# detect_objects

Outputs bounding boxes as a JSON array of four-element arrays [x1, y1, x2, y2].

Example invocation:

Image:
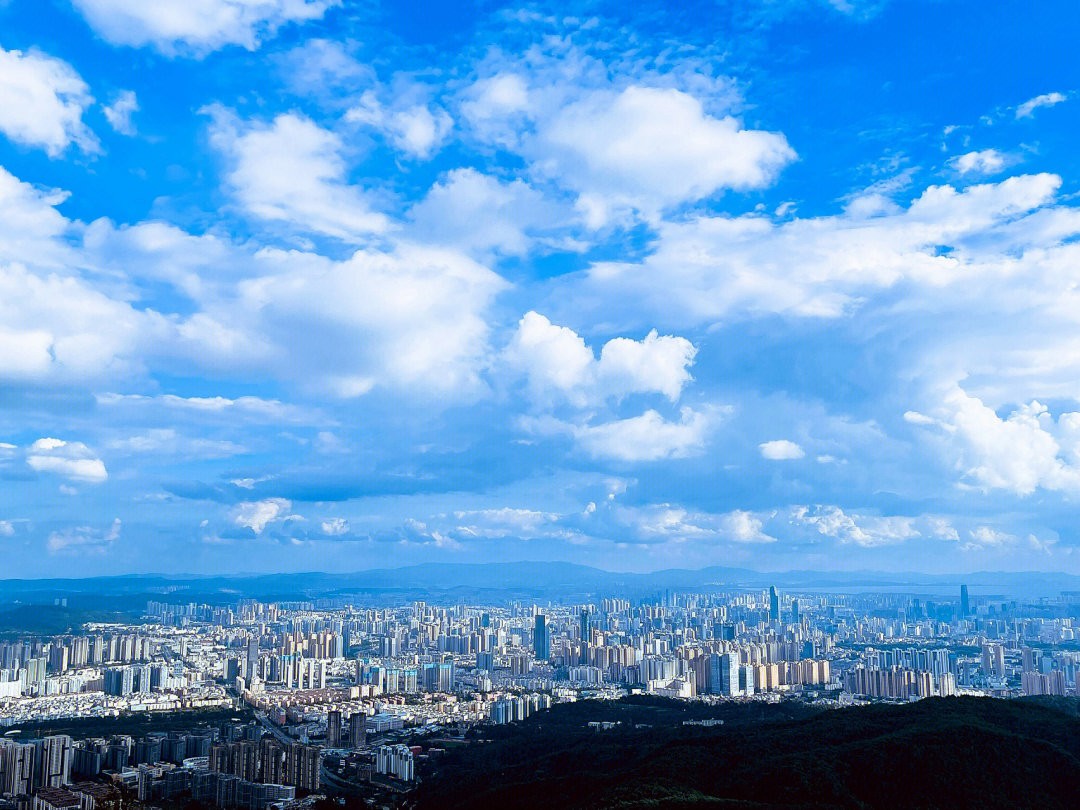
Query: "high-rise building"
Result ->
[[284, 744, 320, 792], [103, 667, 134, 697], [259, 739, 284, 785], [960, 585, 970, 618], [708, 653, 741, 696], [579, 609, 591, 642], [0, 740, 36, 796], [35, 736, 72, 789], [326, 710, 342, 748], [375, 745, 414, 782], [533, 613, 549, 661], [348, 715, 366, 749], [245, 637, 259, 681], [769, 586, 780, 624]]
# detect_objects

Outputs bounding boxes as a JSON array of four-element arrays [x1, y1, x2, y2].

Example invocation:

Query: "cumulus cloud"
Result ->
[[719, 510, 777, 544], [407, 169, 561, 257], [575, 173, 1066, 328], [206, 108, 390, 240], [103, 90, 139, 135], [70, 0, 337, 56], [549, 407, 715, 462], [26, 438, 108, 483], [0, 46, 98, 156], [506, 312, 697, 405], [912, 386, 1080, 495], [570, 501, 777, 546], [950, 149, 1007, 175], [759, 439, 805, 460], [458, 47, 793, 225], [450, 508, 558, 538], [537, 86, 795, 224], [47, 519, 120, 554], [321, 518, 350, 536], [0, 521, 13, 537], [0, 161, 506, 399], [1016, 91, 1067, 119], [232, 498, 299, 534], [793, 505, 923, 547], [232, 243, 507, 397]]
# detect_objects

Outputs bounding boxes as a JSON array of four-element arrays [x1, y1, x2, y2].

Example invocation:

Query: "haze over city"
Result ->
[[2, 0, 1080, 579]]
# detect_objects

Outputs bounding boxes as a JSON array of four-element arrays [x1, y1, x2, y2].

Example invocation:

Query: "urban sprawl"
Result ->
[[0, 585, 1074, 810]]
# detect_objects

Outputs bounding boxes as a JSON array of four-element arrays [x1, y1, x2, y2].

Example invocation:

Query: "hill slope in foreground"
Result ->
[[413, 695, 1080, 810]]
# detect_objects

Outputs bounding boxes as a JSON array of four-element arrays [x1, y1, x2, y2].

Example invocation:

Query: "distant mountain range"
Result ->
[[1, 561, 1077, 605]]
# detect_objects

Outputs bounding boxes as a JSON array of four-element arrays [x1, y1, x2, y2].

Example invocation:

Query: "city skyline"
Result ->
[[3, 0, 1080, 577]]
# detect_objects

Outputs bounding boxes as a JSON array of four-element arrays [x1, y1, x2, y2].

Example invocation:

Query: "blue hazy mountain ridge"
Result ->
[[0, 562, 1077, 602]]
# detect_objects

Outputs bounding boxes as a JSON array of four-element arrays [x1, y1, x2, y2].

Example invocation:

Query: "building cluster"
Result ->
[[1, 582, 1079, 806]]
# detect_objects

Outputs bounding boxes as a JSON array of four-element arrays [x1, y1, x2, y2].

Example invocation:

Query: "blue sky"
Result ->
[[1, 0, 1080, 577]]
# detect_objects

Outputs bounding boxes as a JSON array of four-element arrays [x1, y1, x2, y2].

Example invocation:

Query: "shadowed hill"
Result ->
[[413, 696, 1080, 810]]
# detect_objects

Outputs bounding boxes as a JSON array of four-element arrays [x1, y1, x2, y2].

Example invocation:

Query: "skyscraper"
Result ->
[[348, 715, 366, 749], [533, 613, 549, 661], [246, 637, 259, 681], [0, 740, 36, 796], [579, 609, 591, 642], [768, 586, 780, 624], [35, 735, 72, 789], [326, 710, 342, 748], [960, 585, 970, 618]]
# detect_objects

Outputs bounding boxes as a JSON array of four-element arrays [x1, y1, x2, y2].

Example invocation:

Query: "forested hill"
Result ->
[[413, 695, 1080, 810]]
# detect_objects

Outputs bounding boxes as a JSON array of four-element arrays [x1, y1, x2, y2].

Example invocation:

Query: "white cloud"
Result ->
[[277, 39, 374, 97], [95, 393, 321, 424], [70, 0, 337, 56], [451, 508, 558, 538], [460, 73, 530, 125], [1016, 91, 1067, 119], [206, 109, 390, 240], [0, 521, 13, 537], [26, 438, 108, 483], [459, 47, 792, 226], [233, 243, 507, 397], [535, 86, 794, 224], [598, 330, 698, 402], [759, 439, 804, 460], [578, 502, 776, 545], [506, 312, 697, 405], [915, 386, 1080, 495], [965, 526, 1014, 549], [576, 173, 1066, 326], [107, 429, 246, 458], [232, 498, 297, 534], [0, 46, 97, 157], [47, 518, 120, 553], [950, 149, 1006, 175], [0, 161, 505, 400], [321, 518, 350, 536], [506, 312, 595, 400], [345, 92, 453, 158], [103, 90, 139, 135], [407, 169, 560, 256], [794, 505, 921, 547], [557, 407, 714, 462], [719, 510, 777, 544]]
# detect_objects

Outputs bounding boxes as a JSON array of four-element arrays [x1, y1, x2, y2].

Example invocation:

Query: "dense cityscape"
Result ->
[[1, 581, 1079, 809]]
